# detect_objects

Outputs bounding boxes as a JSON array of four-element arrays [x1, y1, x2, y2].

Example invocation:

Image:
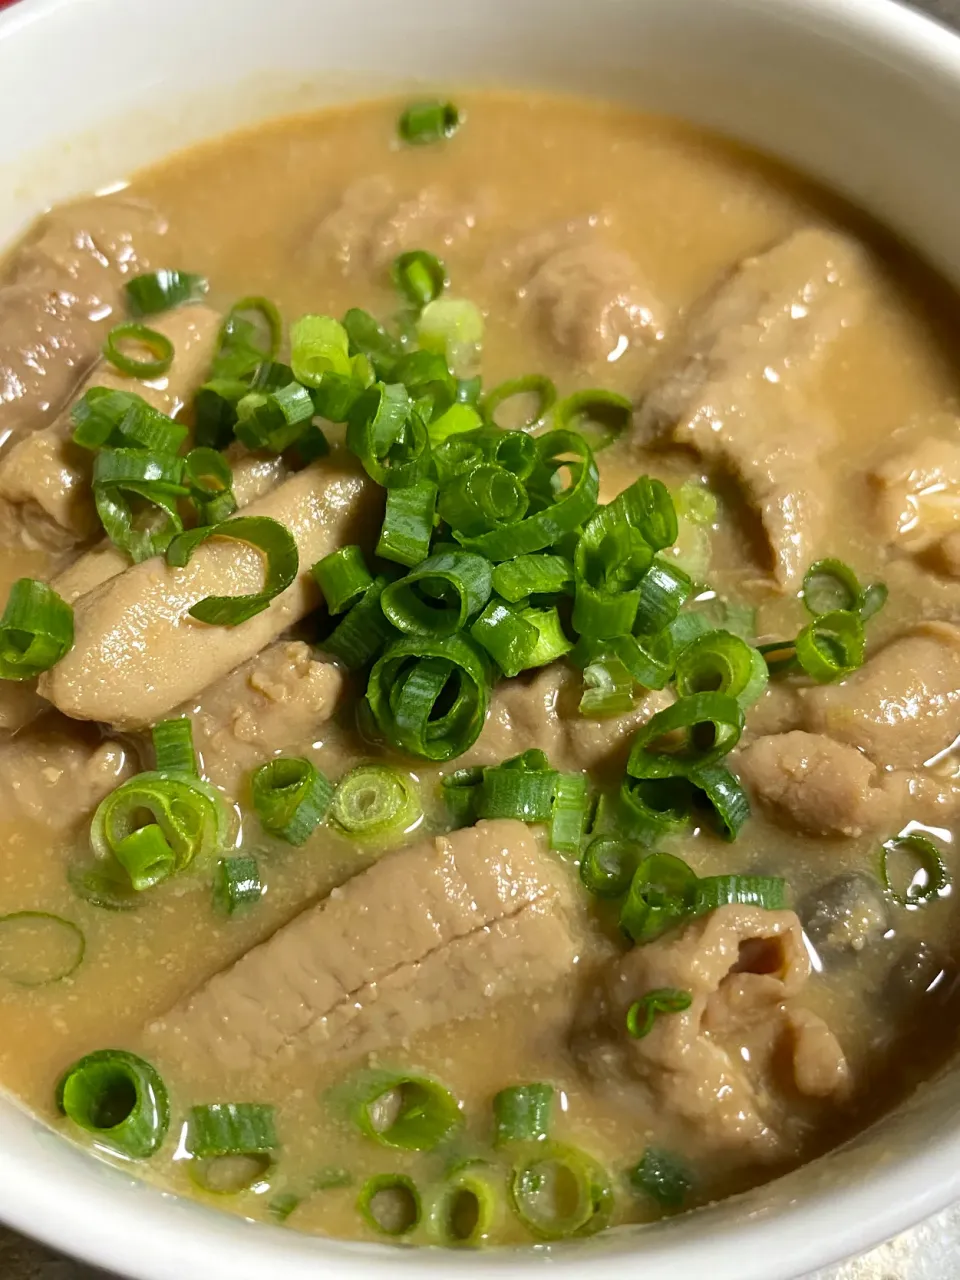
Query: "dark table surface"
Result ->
[[2, 0, 959, 1275]]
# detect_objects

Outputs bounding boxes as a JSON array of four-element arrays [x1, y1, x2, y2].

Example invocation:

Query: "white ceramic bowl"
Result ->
[[2, 0, 960, 1275]]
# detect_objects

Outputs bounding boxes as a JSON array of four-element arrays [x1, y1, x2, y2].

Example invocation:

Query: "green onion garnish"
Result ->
[[223, 296, 282, 364], [880, 833, 949, 906], [376, 479, 438, 568], [0, 578, 73, 680], [166, 514, 299, 627], [491, 554, 573, 602], [381, 549, 492, 638], [322, 575, 396, 670], [580, 655, 636, 717], [620, 853, 698, 944], [553, 388, 632, 452], [633, 558, 692, 635], [477, 749, 558, 823], [469, 597, 539, 677], [71, 387, 188, 454], [268, 1192, 301, 1223], [393, 348, 456, 420], [440, 463, 528, 538], [689, 763, 751, 841], [425, 1163, 501, 1247], [628, 691, 745, 776], [550, 772, 590, 855], [674, 629, 768, 709], [67, 862, 139, 913], [312, 545, 374, 616], [794, 608, 865, 682], [398, 99, 461, 145], [251, 756, 333, 846], [417, 297, 484, 373], [346, 1070, 461, 1151], [493, 1083, 553, 1145], [441, 766, 484, 828], [124, 269, 208, 317], [508, 1144, 613, 1240], [625, 988, 693, 1039], [342, 307, 402, 380], [56, 1049, 169, 1159], [328, 764, 422, 845], [628, 1147, 692, 1210], [346, 382, 431, 489], [579, 835, 638, 899], [93, 448, 188, 563], [183, 447, 237, 525], [213, 855, 262, 916], [151, 716, 198, 776], [289, 313, 351, 388], [366, 632, 491, 761], [358, 1173, 422, 1236], [235, 380, 316, 453], [481, 375, 557, 431], [392, 250, 447, 308], [692, 873, 786, 915], [187, 1103, 278, 1158], [802, 557, 888, 622], [0, 912, 85, 987], [102, 321, 174, 378]]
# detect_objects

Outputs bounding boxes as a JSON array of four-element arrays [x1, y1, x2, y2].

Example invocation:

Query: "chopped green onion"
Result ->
[[477, 750, 558, 823], [312, 546, 373, 616], [398, 99, 461, 145], [427, 402, 483, 445], [469, 597, 539, 677], [457, 375, 482, 404], [626, 988, 692, 1039], [439, 463, 529, 537], [618, 776, 694, 844], [691, 874, 786, 915], [551, 772, 590, 854], [757, 637, 800, 677], [72, 387, 188, 454], [187, 1103, 277, 1158], [166, 515, 299, 626], [674, 629, 768, 709], [801, 558, 863, 616], [418, 297, 484, 373], [689, 762, 751, 840], [376, 479, 438, 568], [329, 764, 422, 845], [381, 549, 492, 638], [880, 834, 949, 906], [102, 322, 174, 378], [346, 1070, 461, 1151], [392, 250, 447, 308], [67, 862, 139, 913], [580, 656, 636, 717], [358, 1174, 422, 1236], [579, 835, 639, 899], [441, 766, 483, 828], [347, 382, 430, 489], [860, 581, 888, 621], [124, 269, 209, 316], [184, 447, 237, 525], [627, 691, 744, 777], [366, 632, 491, 761], [572, 631, 675, 692], [493, 1084, 553, 1145], [628, 1147, 692, 1210], [212, 855, 262, 916], [268, 1193, 301, 1222], [509, 1144, 613, 1240], [426, 1164, 501, 1247], [554, 388, 632, 452], [517, 604, 573, 667], [342, 307, 402, 380], [151, 716, 197, 776], [794, 609, 865, 682], [492, 554, 574, 602], [482, 375, 556, 431], [93, 448, 188, 562], [91, 771, 229, 890], [620, 853, 698, 943], [223, 296, 282, 364], [289, 313, 351, 388], [251, 756, 333, 846], [0, 912, 85, 987], [56, 1049, 169, 1159], [574, 522, 651, 640], [235, 380, 316, 453], [633, 558, 692, 634], [322, 575, 396, 670], [0, 578, 73, 680]]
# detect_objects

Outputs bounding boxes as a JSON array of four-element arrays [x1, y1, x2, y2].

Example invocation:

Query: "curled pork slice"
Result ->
[[144, 820, 578, 1075], [461, 662, 672, 779], [0, 304, 222, 551], [39, 452, 379, 729], [0, 717, 132, 831], [635, 229, 869, 588], [801, 622, 960, 770], [177, 640, 344, 796], [310, 175, 481, 276], [736, 730, 892, 837], [584, 906, 849, 1158], [0, 197, 169, 447]]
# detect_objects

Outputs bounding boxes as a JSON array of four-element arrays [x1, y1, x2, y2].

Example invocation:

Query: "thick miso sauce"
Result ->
[[2, 92, 960, 1244]]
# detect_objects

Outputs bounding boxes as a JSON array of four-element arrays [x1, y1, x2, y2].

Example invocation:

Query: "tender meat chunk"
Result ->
[[0, 719, 132, 831], [635, 229, 869, 588], [178, 641, 344, 796], [583, 906, 849, 1158], [0, 197, 169, 447], [736, 730, 891, 837], [801, 623, 960, 770], [144, 820, 578, 1075], [39, 452, 379, 729], [461, 662, 672, 780], [799, 873, 889, 958], [928, 528, 960, 579], [870, 434, 960, 552], [310, 176, 481, 275], [0, 305, 222, 550]]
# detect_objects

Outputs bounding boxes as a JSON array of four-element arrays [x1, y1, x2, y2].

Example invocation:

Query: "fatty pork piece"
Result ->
[[634, 228, 870, 589], [0, 196, 169, 447], [0, 304, 222, 551], [39, 452, 380, 729], [144, 820, 579, 1075], [578, 906, 849, 1160]]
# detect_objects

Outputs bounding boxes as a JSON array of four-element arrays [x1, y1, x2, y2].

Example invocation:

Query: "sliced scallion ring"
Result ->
[[493, 1083, 553, 1145], [880, 833, 950, 906], [0, 578, 73, 680], [251, 757, 333, 846], [124, 270, 208, 317], [674, 629, 768, 709], [380, 549, 492, 638], [212, 855, 262, 916], [579, 835, 639, 899], [425, 1163, 502, 1247], [491, 554, 574, 602], [0, 912, 85, 987], [102, 322, 174, 378], [312, 546, 374, 616], [550, 772, 590, 855], [346, 1070, 461, 1151], [620, 853, 698, 944], [625, 988, 693, 1039], [398, 99, 461, 144], [166, 515, 299, 627], [391, 250, 447, 308], [187, 1103, 278, 1158], [481, 375, 557, 431], [691, 873, 786, 915], [553, 388, 632, 452], [322, 575, 396, 670], [56, 1049, 169, 1158], [508, 1143, 613, 1240], [628, 1147, 692, 1210], [358, 1173, 422, 1236], [328, 764, 422, 845], [376, 478, 438, 569], [794, 608, 865, 682], [151, 716, 198, 776]]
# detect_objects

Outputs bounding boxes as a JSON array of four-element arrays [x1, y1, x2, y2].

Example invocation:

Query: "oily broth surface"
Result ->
[[0, 92, 959, 1242]]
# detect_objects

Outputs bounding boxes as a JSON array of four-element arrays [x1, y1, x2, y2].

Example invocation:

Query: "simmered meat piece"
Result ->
[[582, 906, 849, 1158], [736, 730, 892, 837], [144, 820, 578, 1074], [799, 874, 889, 958], [0, 718, 132, 830], [178, 640, 344, 796], [0, 305, 221, 550], [310, 176, 482, 275], [0, 197, 169, 447], [928, 529, 960, 579], [39, 453, 379, 729], [461, 662, 672, 779], [870, 434, 960, 552], [801, 622, 960, 770], [635, 229, 869, 588]]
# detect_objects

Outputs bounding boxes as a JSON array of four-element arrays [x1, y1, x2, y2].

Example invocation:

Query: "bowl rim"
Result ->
[[3, 0, 960, 1276]]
